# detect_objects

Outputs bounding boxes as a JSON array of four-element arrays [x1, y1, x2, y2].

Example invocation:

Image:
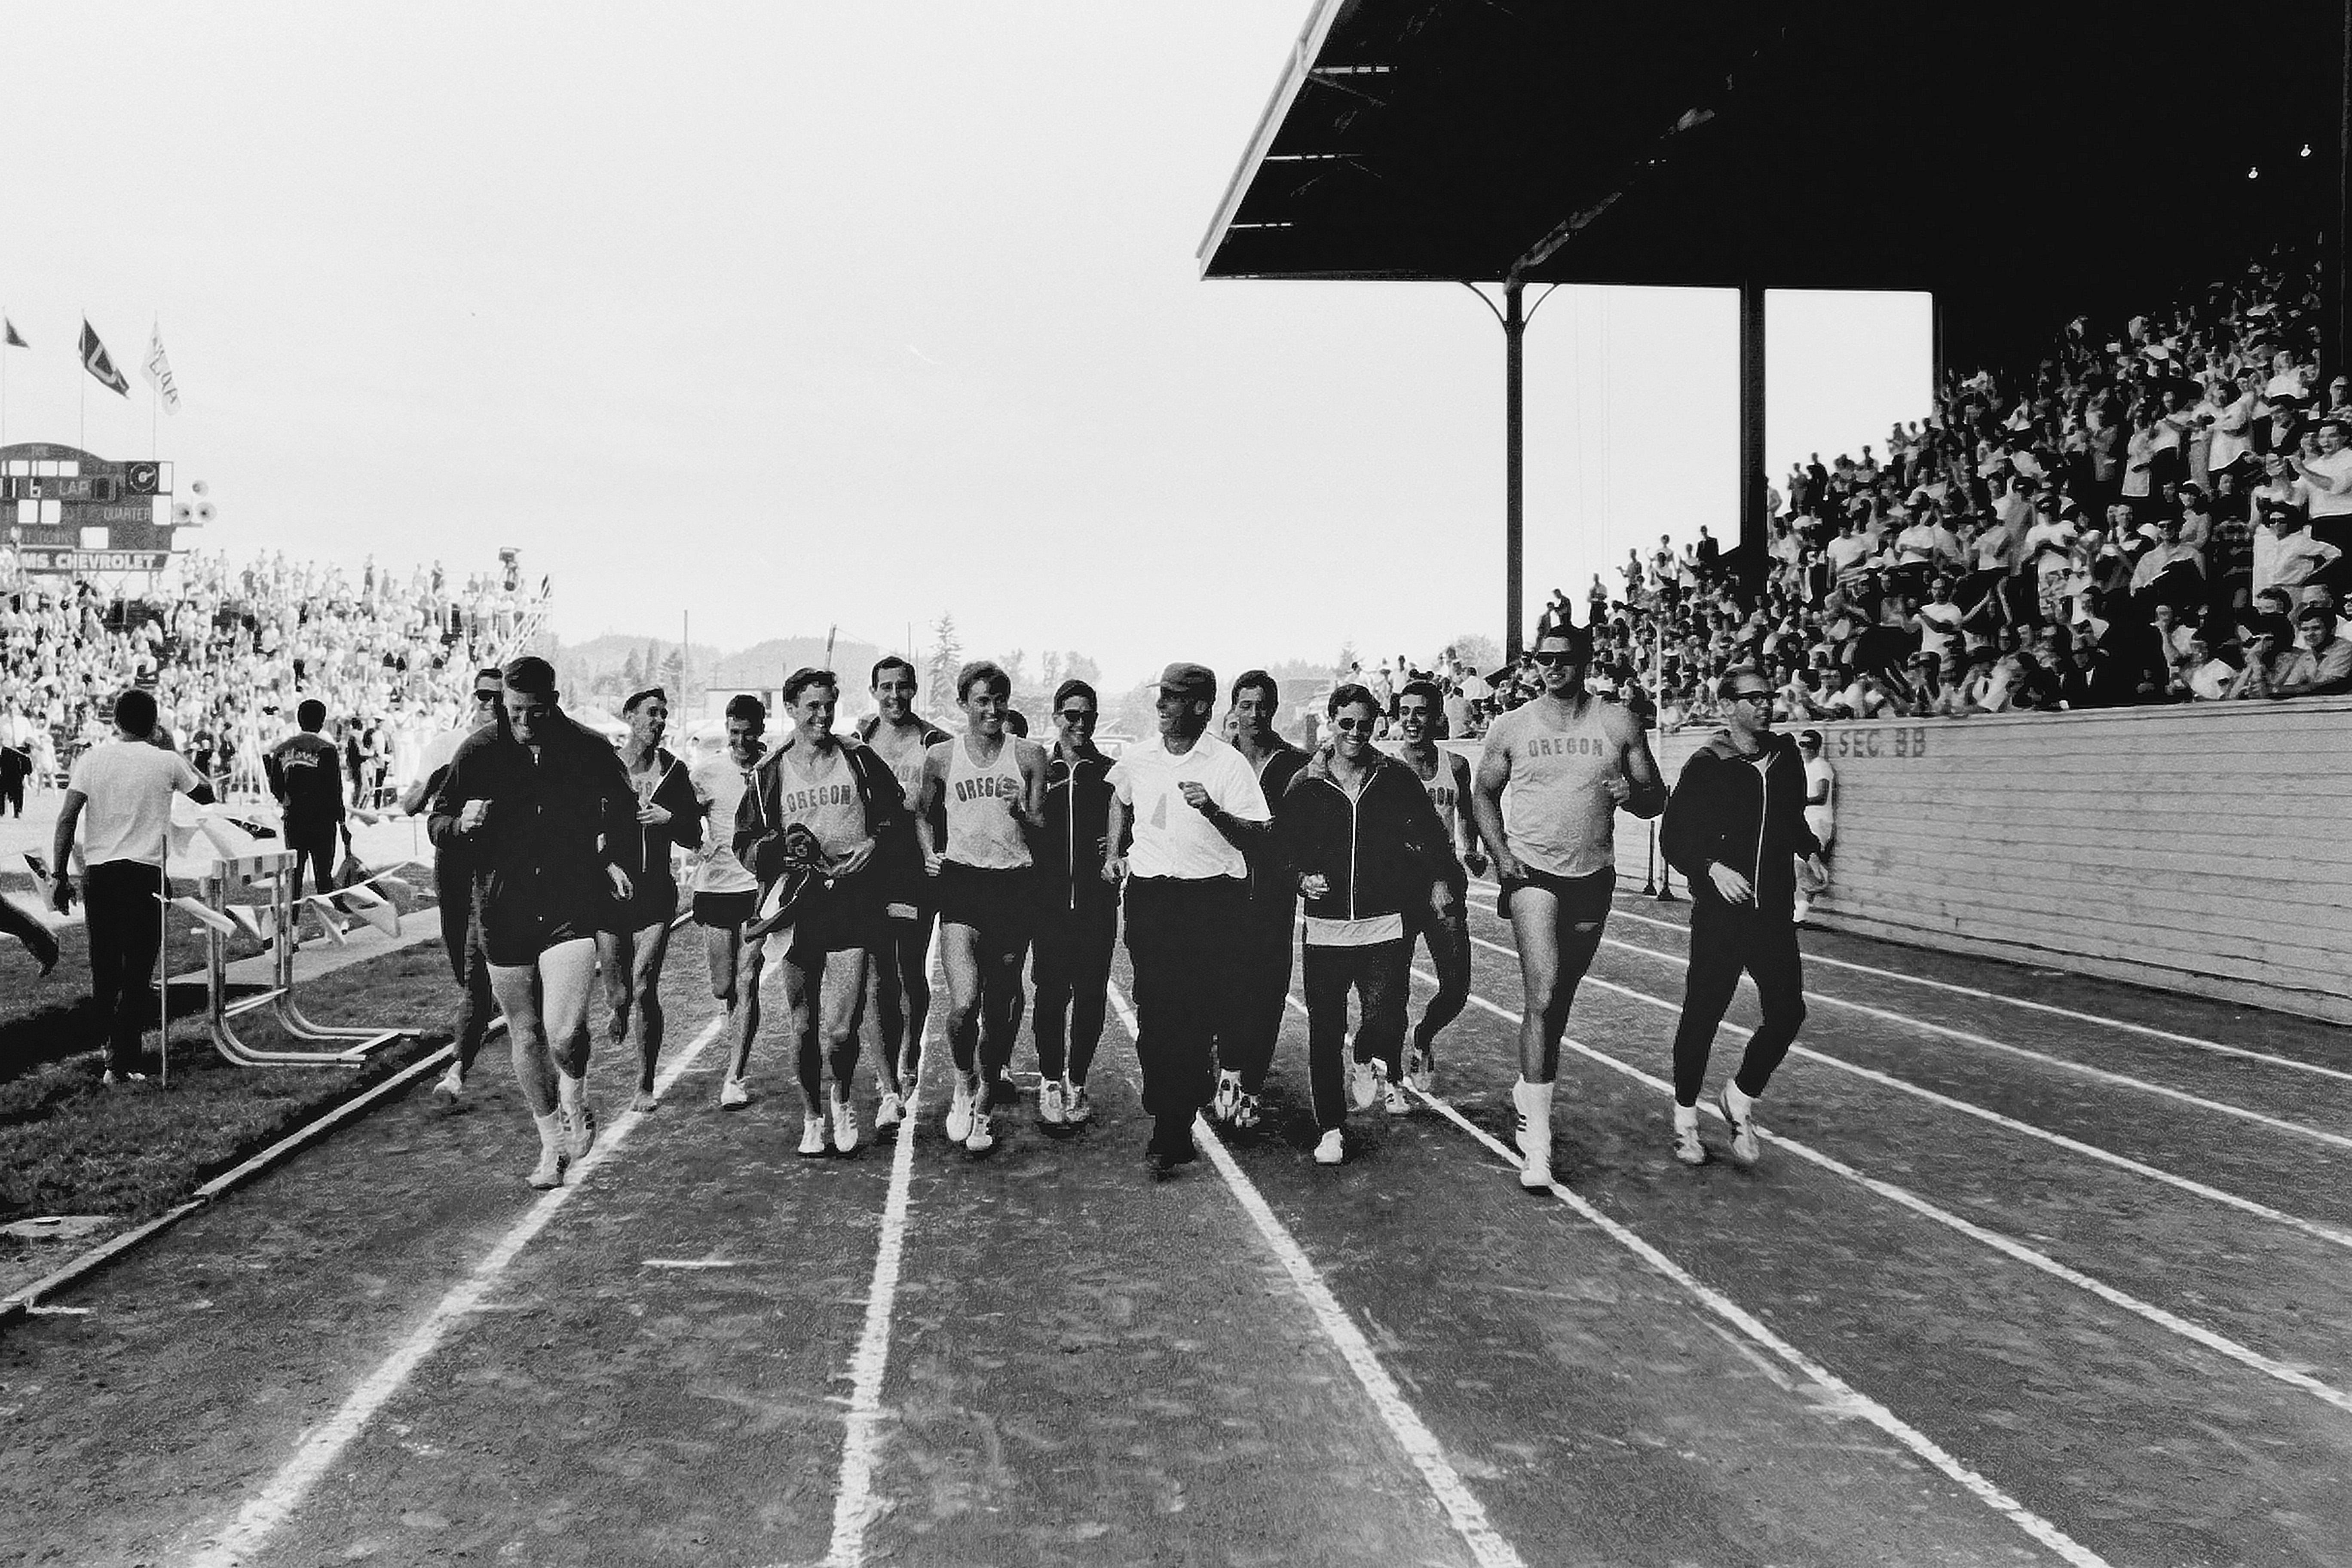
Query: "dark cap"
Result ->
[[1157, 662, 1216, 702]]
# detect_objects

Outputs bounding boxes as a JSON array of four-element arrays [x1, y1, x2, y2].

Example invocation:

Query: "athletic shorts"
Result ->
[[602, 877, 678, 935], [1496, 865, 1614, 925], [937, 861, 1036, 952], [783, 877, 882, 969], [482, 909, 598, 968], [693, 889, 757, 929]]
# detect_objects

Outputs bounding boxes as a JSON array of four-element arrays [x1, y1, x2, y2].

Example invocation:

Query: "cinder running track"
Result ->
[[3, 889, 2346, 1567]]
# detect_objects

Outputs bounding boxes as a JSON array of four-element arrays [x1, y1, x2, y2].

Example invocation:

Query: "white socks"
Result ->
[[556, 1069, 586, 1114], [1673, 1102, 1700, 1132], [533, 1109, 564, 1155], [1723, 1081, 1758, 1120]]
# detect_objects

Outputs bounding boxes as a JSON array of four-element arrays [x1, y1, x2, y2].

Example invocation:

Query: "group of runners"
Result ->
[[413, 630, 1823, 1191]]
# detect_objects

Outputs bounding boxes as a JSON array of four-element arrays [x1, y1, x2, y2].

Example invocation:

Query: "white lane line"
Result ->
[[641, 1259, 741, 1270], [1531, 894, 2352, 1088], [1407, 1084, 2113, 1568], [1378, 982, 2352, 1415], [1592, 934, 2352, 1150], [817, 965, 937, 1568], [186, 984, 750, 1568], [1458, 930, 2352, 1253], [1107, 983, 1527, 1568]]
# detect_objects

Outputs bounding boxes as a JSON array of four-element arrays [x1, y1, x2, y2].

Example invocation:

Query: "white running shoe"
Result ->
[[1718, 1085, 1761, 1167], [875, 1090, 905, 1129], [965, 1108, 995, 1154], [565, 1102, 598, 1163], [527, 1145, 564, 1190], [945, 1080, 974, 1143], [1381, 1074, 1409, 1117], [1511, 1079, 1553, 1192], [1213, 1069, 1242, 1124], [1350, 1059, 1378, 1112], [720, 1077, 750, 1110], [1065, 1081, 1093, 1124], [430, 1064, 465, 1106], [797, 1115, 828, 1157], [1313, 1129, 1344, 1165], [1672, 1122, 1707, 1167], [831, 1096, 860, 1154], [1038, 1079, 1068, 1126], [1229, 1090, 1262, 1131]]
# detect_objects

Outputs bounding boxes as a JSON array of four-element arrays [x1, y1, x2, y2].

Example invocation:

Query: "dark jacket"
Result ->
[[428, 712, 638, 940], [622, 746, 706, 894], [1660, 730, 1821, 917], [1040, 743, 1118, 912], [1278, 747, 1449, 928], [1244, 740, 1311, 917], [734, 735, 916, 892]]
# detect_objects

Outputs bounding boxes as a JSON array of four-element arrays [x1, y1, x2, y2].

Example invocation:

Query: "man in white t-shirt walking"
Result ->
[[50, 688, 215, 1084], [1104, 662, 1273, 1178], [1793, 729, 1836, 924]]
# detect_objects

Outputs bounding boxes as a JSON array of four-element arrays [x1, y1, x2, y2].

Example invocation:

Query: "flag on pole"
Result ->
[[143, 322, 181, 413], [80, 319, 129, 397], [2, 319, 24, 349]]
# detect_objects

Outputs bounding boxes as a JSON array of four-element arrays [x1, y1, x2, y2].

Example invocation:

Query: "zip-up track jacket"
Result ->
[[1660, 729, 1822, 916], [1278, 747, 1449, 929]]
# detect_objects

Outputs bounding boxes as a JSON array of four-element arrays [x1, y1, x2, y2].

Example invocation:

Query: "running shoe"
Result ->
[[1350, 1059, 1378, 1112], [875, 1090, 905, 1129], [945, 1079, 974, 1143], [565, 1102, 598, 1162], [1381, 1074, 1408, 1117], [1213, 1069, 1242, 1124], [1718, 1085, 1761, 1167], [720, 1077, 751, 1110], [1406, 1046, 1435, 1098], [1313, 1129, 1344, 1166], [965, 1108, 995, 1154], [1229, 1091, 1262, 1131], [1038, 1078, 1068, 1126], [101, 1069, 149, 1088], [797, 1115, 828, 1157], [430, 1064, 465, 1106], [1511, 1080, 1553, 1192], [629, 1090, 659, 1113], [1065, 1081, 1093, 1124], [832, 1096, 860, 1154], [526, 1145, 564, 1190], [1671, 1122, 1707, 1167]]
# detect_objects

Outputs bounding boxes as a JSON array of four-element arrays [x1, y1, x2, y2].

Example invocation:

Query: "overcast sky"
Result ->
[[0, 2, 1927, 692]]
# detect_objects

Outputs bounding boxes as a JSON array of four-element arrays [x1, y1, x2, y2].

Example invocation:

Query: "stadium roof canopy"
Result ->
[[1200, 0, 2349, 650], [1200, 0, 2346, 368]]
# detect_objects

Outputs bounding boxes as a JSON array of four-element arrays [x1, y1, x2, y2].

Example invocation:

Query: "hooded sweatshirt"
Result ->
[[1278, 746, 1449, 943]]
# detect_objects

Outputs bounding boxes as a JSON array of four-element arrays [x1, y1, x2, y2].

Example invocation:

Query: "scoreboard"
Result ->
[[0, 442, 179, 573]]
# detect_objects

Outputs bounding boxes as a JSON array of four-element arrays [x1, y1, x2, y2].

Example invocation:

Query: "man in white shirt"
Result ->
[[1104, 662, 1272, 1177], [51, 688, 216, 1084], [2290, 418, 2352, 551]]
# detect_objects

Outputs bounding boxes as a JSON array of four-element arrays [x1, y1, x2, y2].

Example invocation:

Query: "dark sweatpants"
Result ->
[[438, 871, 495, 1072], [1302, 937, 1410, 1131], [1223, 895, 1296, 1092], [1669, 899, 1809, 1104], [86, 860, 166, 1074], [1031, 894, 1118, 1085], [1121, 876, 1245, 1142]]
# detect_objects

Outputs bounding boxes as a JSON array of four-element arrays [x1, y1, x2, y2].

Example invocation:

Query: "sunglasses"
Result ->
[[1332, 717, 1378, 732], [1529, 650, 1582, 668], [472, 689, 501, 704], [1057, 708, 1097, 724], [1729, 691, 1773, 705]]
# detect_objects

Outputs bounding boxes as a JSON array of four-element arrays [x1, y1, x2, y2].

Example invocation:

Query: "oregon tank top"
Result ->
[[1478, 697, 1622, 878], [773, 743, 866, 860], [945, 734, 1031, 870]]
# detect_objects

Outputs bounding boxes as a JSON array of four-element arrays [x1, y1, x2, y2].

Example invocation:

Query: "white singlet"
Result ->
[[691, 753, 758, 894], [944, 735, 1030, 870], [1479, 698, 1622, 879], [772, 743, 865, 860]]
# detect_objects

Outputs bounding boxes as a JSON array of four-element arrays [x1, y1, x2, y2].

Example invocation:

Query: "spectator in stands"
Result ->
[[2275, 602, 2352, 697], [2226, 614, 2300, 699]]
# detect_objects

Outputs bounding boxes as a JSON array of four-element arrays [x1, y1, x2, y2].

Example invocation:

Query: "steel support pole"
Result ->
[[1737, 280, 1767, 600], [1504, 279, 1527, 658], [2336, 0, 2351, 378]]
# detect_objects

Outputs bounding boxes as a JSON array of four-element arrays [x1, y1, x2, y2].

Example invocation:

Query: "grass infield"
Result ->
[[0, 904, 456, 1302]]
